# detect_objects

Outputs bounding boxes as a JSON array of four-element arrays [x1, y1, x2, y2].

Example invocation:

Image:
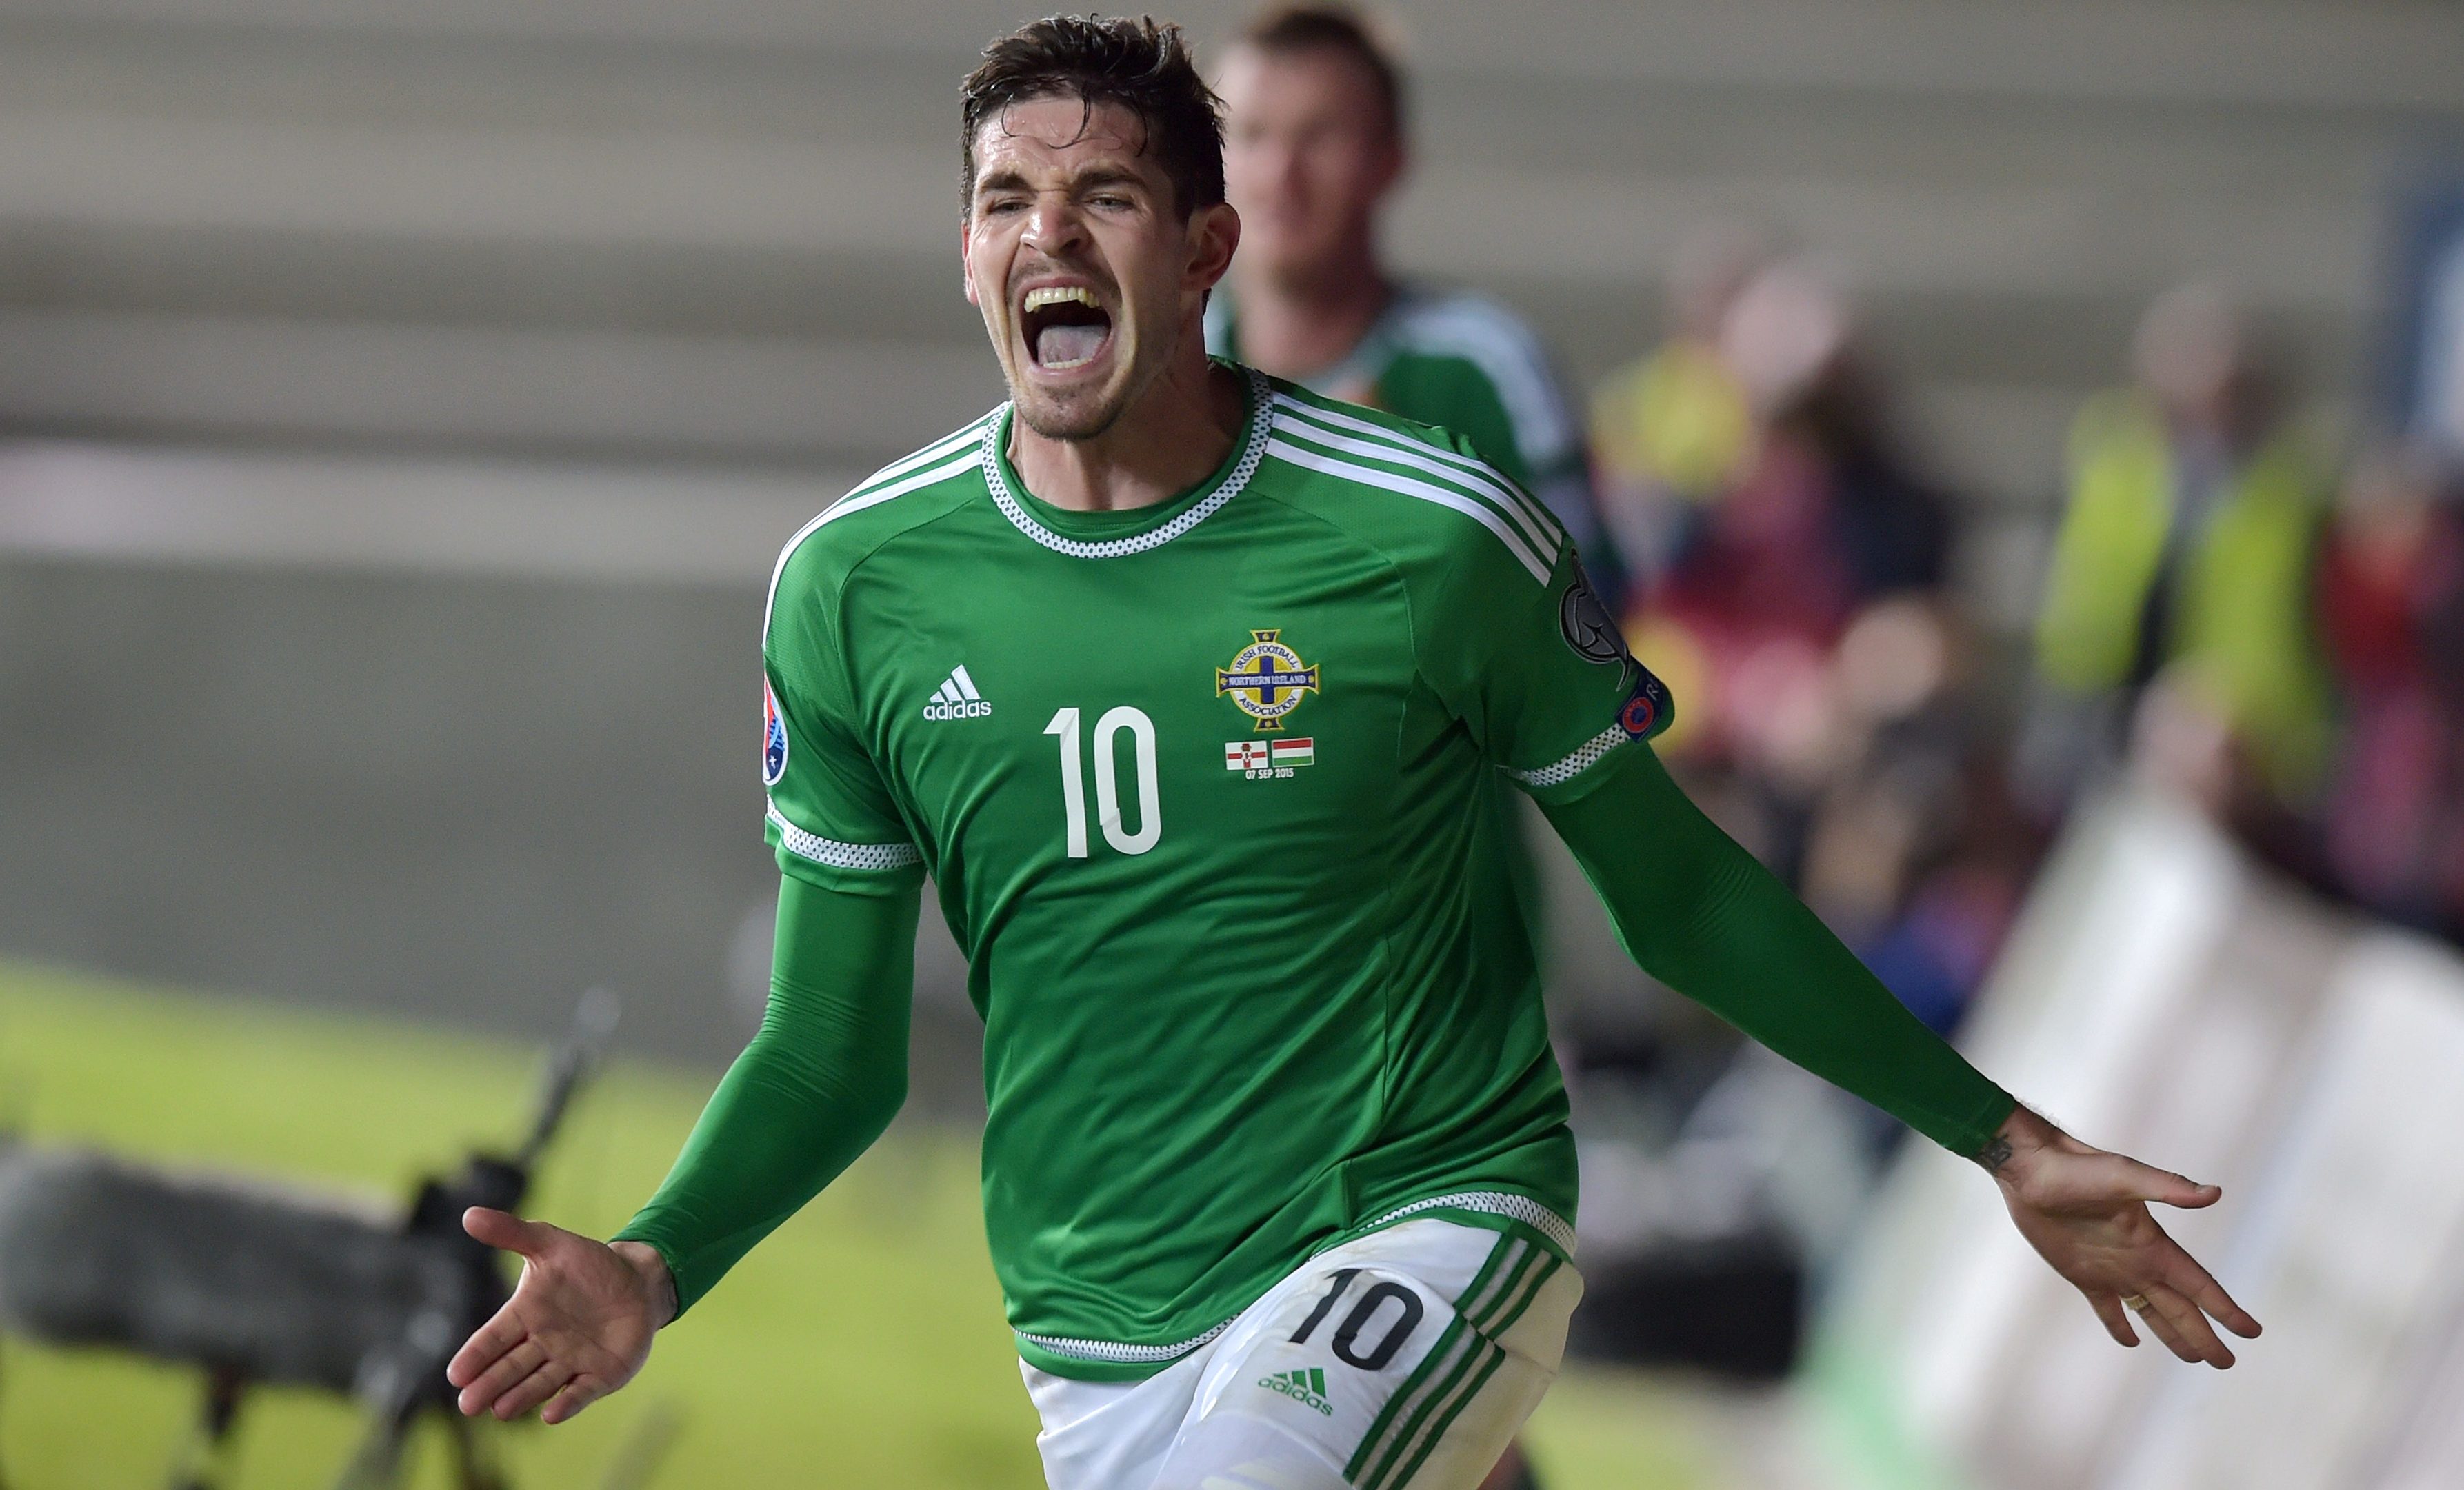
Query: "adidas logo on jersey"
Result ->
[[922, 666, 992, 721]]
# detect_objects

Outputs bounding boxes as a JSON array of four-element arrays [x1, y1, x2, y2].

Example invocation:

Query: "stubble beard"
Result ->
[[1012, 379, 1129, 441], [1008, 327, 1167, 443]]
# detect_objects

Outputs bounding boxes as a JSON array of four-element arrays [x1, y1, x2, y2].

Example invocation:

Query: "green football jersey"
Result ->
[[1205, 285, 1608, 584], [761, 364, 1668, 1380]]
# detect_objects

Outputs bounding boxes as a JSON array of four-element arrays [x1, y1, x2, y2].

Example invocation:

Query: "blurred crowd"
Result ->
[[1554, 241, 2464, 1380], [1590, 236, 2464, 1042]]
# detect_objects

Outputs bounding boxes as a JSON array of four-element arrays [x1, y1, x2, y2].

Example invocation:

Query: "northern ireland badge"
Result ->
[[1215, 630, 1320, 733]]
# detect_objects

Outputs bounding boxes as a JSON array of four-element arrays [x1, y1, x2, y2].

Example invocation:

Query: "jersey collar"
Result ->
[[981, 364, 1274, 559]]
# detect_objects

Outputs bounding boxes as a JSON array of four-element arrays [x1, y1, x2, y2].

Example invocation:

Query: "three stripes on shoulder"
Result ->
[[1261, 394, 1564, 584]]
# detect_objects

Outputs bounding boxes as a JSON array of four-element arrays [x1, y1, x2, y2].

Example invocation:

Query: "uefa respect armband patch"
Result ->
[[1616, 666, 1673, 742]]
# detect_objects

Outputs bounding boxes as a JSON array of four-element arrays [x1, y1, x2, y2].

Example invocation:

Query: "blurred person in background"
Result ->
[[1610, 259, 1962, 893], [1588, 227, 1763, 586], [2024, 283, 2333, 833], [1208, 3, 1621, 602], [1572, 257, 2040, 1376], [2314, 438, 2464, 935]]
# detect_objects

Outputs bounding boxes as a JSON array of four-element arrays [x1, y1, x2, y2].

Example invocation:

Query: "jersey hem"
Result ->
[[1006, 1189, 1576, 1382], [1340, 1189, 1575, 1264]]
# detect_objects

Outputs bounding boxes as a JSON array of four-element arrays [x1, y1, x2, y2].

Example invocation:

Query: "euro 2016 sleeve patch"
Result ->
[[763, 679, 790, 786]]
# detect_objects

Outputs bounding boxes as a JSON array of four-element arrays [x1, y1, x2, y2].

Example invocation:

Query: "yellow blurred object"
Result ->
[[1625, 611, 1712, 754], [2033, 389, 2331, 797], [1591, 341, 1754, 502]]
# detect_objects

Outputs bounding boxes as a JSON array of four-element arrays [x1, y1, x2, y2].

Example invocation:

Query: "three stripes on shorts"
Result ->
[[1343, 1233, 1563, 1490]]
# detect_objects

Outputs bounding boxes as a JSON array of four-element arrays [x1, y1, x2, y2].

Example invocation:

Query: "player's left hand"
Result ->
[[1983, 1105, 2262, 1369]]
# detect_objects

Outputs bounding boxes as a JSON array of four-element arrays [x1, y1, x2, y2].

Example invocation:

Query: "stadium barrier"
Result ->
[[1813, 784, 2464, 1490]]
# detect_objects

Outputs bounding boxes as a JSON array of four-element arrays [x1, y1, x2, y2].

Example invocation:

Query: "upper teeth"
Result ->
[[1024, 286, 1099, 312]]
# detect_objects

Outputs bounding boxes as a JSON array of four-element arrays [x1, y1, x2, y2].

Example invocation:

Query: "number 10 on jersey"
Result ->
[[1045, 707, 1162, 857]]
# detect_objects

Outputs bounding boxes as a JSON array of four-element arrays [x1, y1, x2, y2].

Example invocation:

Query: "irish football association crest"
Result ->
[[1216, 630, 1320, 732]]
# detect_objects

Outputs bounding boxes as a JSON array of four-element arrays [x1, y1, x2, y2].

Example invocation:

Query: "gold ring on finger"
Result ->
[[2121, 1293, 2150, 1313]]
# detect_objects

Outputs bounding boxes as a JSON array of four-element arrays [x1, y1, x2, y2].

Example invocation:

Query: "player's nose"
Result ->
[[1020, 196, 1087, 255]]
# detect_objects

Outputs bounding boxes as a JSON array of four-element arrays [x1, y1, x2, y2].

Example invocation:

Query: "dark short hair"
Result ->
[[961, 15, 1225, 219], [1237, 3, 1405, 139]]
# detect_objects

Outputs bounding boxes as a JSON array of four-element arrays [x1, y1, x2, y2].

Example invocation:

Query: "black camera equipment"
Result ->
[[0, 991, 622, 1490]]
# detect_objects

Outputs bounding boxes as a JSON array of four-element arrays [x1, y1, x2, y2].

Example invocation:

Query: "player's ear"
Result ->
[[960, 219, 981, 306], [1374, 132, 1408, 202], [1185, 201, 1240, 295]]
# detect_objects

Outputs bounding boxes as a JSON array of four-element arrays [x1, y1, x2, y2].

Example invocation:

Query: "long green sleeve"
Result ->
[[1540, 744, 2016, 1156], [611, 871, 919, 1315]]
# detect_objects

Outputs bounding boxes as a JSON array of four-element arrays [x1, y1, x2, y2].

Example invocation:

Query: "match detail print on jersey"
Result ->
[[1226, 737, 1315, 779]]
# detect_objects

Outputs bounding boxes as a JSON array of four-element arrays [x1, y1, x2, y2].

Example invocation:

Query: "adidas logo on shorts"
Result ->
[[922, 666, 992, 721], [1258, 1366, 1333, 1416]]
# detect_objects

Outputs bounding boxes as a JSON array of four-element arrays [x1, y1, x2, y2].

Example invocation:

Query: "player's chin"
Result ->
[[1010, 359, 1134, 441], [1014, 386, 1130, 441]]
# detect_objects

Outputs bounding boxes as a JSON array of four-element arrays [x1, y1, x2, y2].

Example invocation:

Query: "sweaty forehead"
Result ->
[[971, 95, 1158, 185]]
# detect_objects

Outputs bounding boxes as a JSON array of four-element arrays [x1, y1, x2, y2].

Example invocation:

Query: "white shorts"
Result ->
[[1022, 1218, 1582, 1490]]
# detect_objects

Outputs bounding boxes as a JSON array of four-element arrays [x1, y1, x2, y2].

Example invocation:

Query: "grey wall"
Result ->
[[4, 0, 2462, 1080], [0, 554, 990, 1108]]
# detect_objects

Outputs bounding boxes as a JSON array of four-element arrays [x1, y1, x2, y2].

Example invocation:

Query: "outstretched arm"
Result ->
[[450, 869, 920, 1421], [1539, 743, 2258, 1366]]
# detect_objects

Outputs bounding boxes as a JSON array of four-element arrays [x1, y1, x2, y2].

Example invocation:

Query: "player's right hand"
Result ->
[[448, 1206, 671, 1424]]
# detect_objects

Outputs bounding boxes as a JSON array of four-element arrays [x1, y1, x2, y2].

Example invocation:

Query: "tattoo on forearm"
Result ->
[[1974, 1137, 2014, 1175]]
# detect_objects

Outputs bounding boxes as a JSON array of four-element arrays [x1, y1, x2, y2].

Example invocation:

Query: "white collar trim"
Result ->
[[980, 366, 1274, 559]]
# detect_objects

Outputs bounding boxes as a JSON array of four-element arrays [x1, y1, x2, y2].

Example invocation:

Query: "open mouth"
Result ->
[[1021, 285, 1114, 372]]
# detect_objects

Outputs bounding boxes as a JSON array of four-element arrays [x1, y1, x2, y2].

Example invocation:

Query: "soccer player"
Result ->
[[1207, 5, 1620, 601], [446, 19, 2260, 1490]]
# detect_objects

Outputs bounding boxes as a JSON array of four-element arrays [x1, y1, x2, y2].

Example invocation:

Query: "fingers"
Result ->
[[448, 1302, 532, 1392], [2087, 1291, 2139, 1349], [2163, 1253, 2263, 1340], [455, 1336, 545, 1416], [491, 1359, 579, 1422], [463, 1206, 556, 1257], [2144, 1285, 2236, 1369], [2119, 1159, 2221, 1210], [2126, 1288, 2201, 1364], [541, 1375, 612, 1426]]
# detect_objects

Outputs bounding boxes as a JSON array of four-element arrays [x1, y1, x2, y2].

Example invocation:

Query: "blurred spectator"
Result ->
[[1607, 262, 1957, 861], [1208, 2, 1623, 603], [1592, 257, 2022, 1035], [1590, 229, 1763, 579], [2025, 284, 2334, 817], [2315, 439, 2464, 934]]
